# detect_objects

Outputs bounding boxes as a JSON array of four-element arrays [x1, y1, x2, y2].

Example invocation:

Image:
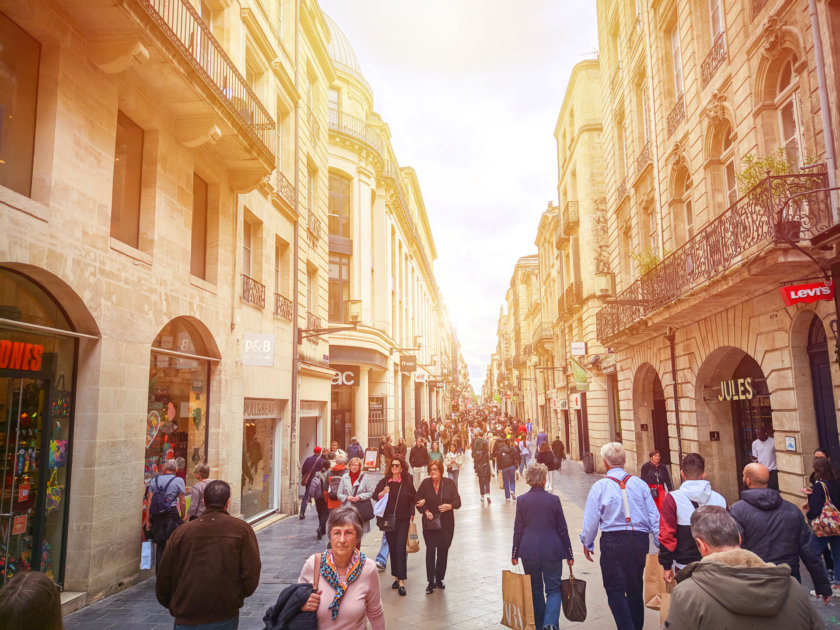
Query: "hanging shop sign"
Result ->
[[242, 334, 274, 367], [717, 377, 754, 402], [779, 281, 834, 306], [570, 341, 587, 356], [331, 365, 360, 387], [571, 393, 583, 410], [0, 340, 44, 372], [400, 355, 416, 372], [414, 372, 428, 383]]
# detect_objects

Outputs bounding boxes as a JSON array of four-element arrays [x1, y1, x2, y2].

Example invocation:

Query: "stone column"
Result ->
[[355, 367, 369, 449]]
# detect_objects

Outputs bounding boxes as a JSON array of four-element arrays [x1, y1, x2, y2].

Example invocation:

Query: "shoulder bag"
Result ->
[[353, 474, 375, 522], [376, 480, 402, 532], [812, 481, 840, 537]]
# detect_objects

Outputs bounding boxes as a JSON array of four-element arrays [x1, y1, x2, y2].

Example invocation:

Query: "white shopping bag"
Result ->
[[140, 540, 153, 570], [373, 494, 388, 517]]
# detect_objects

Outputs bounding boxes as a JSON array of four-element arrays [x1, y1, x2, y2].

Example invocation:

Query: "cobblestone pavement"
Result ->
[[65, 452, 839, 629]]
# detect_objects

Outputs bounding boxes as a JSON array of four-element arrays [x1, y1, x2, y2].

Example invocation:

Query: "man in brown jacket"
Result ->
[[664, 505, 823, 630], [156, 480, 261, 629]]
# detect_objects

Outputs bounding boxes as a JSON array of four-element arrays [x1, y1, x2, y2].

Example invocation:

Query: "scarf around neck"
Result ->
[[321, 549, 366, 620]]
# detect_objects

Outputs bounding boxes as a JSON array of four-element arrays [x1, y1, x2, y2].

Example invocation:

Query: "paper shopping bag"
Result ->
[[498, 472, 504, 489], [406, 522, 420, 553], [660, 581, 675, 625], [644, 553, 666, 609], [560, 566, 587, 622], [500, 569, 537, 630]]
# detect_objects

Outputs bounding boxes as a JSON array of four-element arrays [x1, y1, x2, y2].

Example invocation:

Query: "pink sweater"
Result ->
[[298, 554, 385, 630]]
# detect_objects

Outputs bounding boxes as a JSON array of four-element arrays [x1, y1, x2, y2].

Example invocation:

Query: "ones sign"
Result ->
[[0, 341, 44, 372], [779, 281, 834, 306]]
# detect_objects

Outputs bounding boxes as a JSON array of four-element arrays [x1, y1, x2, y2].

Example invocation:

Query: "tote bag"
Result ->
[[500, 567, 536, 630], [560, 566, 586, 622], [406, 522, 420, 553]]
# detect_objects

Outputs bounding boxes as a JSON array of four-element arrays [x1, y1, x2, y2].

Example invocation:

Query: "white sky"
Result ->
[[319, 1, 599, 392]]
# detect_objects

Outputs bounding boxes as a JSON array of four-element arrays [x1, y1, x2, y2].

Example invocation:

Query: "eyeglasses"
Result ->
[[391, 463, 401, 468]]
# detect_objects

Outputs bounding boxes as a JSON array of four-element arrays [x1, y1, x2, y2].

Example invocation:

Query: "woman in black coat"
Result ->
[[415, 459, 461, 594], [474, 439, 493, 503], [373, 456, 416, 596]]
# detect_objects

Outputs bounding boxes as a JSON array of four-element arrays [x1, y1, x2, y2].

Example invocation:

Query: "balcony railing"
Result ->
[[273, 293, 292, 320], [701, 33, 727, 88], [564, 281, 583, 312], [752, 0, 769, 20], [635, 142, 651, 178], [667, 94, 685, 137], [274, 171, 295, 207], [328, 110, 383, 154], [138, 0, 275, 159], [307, 209, 321, 239], [596, 172, 831, 341], [562, 201, 580, 236], [616, 178, 629, 203], [307, 311, 322, 332], [241, 274, 265, 308], [533, 322, 553, 345]]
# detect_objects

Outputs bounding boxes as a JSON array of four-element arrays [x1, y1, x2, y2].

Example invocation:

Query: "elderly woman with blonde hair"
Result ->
[[337, 457, 377, 539], [511, 462, 573, 630]]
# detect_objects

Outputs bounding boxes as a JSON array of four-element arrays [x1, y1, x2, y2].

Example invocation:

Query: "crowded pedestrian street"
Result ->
[[60, 451, 836, 629]]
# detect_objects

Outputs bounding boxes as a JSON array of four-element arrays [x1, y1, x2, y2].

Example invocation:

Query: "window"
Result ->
[[670, 25, 684, 97], [328, 172, 351, 238], [776, 59, 804, 168], [683, 177, 694, 241], [709, 0, 723, 39], [307, 167, 316, 213], [191, 175, 208, 279], [723, 133, 738, 206], [329, 253, 350, 322], [111, 112, 144, 248], [0, 13, 40, 197], [616, 118, 628, 180], [328, 88, 339, 112], [243, 220, 252, 277], [307, 267, 317, 313], [641, 82, 650, 143]]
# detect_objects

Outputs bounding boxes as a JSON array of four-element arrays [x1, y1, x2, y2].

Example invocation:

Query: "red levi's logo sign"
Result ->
[[779, 281, 834, 306], [0, 340, 45, 372]]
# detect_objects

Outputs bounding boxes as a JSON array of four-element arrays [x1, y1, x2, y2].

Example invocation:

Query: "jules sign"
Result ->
[[718, 377, 754, 402], [779, 281, 834, 307]]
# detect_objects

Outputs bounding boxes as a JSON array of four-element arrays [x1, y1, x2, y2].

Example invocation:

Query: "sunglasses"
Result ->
[[391, 463, 402, 468]]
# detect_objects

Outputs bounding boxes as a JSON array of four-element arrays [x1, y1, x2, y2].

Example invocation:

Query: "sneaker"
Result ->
[[487, 496, 491, 504], [480, 495, 485, 503], [376, 561, 386, 572], [512, 495, 517, 502]]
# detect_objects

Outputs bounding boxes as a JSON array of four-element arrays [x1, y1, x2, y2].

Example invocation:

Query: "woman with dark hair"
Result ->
[[394, 437, 407, 459], [415, 459, 462, 594], [536, 441, 560, 493], [640, 449, 673, 511], [474, 438, 493, 503], [806, 456, 840, 597], [373, 456, 416, 596], [0, 571, 64, 630]]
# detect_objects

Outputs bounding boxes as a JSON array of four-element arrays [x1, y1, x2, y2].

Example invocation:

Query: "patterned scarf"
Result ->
[[320, 549, 366, 621]]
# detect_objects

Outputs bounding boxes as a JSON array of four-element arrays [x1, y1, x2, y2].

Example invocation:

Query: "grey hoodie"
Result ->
[[664, 548, 824, 629]]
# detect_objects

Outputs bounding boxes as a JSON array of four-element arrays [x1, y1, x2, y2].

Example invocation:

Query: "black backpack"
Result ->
[[149, 475, 177, 516], [327, 471, 343, 501]]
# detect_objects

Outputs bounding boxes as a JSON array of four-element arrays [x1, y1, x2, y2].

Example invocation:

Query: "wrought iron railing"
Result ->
[[562, 201, 579, 235], [564, 281, 583, 312], [241, 274, 265, 308], [617, 178, 629, 203], [635, 142, 651, 178], [273, 293, 292, 320], [138, 0, 275, 159], [307, 311, 322, 331], [752, 0, 769, 20], [307, 209, 321, 239], [533, 323, 553, 345], [596, 172, 831, 341], [701, 33, 727, 88], [328, 110, 383, 154], [274, 170, 294, 207], [667, 94, 685, 137]]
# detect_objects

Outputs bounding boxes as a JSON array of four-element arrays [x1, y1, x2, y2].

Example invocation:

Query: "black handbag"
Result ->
[[560, 566, 587, 622], [352, 475, 375, 521], [422, 514, 442, 530], [377, 515, 396, 532]]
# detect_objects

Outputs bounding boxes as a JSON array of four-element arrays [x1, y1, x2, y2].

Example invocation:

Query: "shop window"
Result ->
[[191, 174, 208, 279], [329, 172, 352, 238], [0, 13, 40, 197], [329, 253, 350, 322], [146, 318, 213, 486], [111, 112, 144, 249], [241, 400, 278, 521]]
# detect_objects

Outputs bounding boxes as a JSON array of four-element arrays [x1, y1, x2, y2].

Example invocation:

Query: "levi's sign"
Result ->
[[779, 281, 834, 306]]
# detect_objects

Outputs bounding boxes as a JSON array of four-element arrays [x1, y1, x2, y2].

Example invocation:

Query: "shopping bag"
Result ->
[[500, 568, 536, 630], [373, 494, 388, 517], [660, 581, 675, 626], [560, 566, 587, 622], [140, 540, 153, 570], [406, 522, 420, 553], [644, 553, 667, 609], [498, 473, 504, 489]]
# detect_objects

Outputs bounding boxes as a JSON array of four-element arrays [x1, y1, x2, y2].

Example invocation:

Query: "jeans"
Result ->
[[502, 466, 516, 499], [174, 614, 238, 630], [599, 531, 649, 630], [812, 533, 840, 580], [521, 557, 565, 630], [519, 453, 530, 475], [448, 469, 459, 486], [299, 489, 310, 516], [376, 533, 389, 566]]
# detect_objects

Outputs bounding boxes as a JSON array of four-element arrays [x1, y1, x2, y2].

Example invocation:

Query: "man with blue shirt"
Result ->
[[580, 442, 660, 630]]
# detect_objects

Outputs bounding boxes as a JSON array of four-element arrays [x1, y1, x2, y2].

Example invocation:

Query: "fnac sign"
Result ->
[[779, 281, 834, 306], [331, 365, 360, 387], [0, 340, 44, 372]]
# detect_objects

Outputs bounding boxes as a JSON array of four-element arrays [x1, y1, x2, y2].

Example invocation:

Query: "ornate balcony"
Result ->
[[562, 201, 580, 236], [533, 323, 553, 346], [616, 178, 629, 203], [273, 293, 292, 320], [596, 172, 832, 342], [564, 281, 583, 313], [701, 33, 727, 88], [138, 0, 275, 163], [635, 142, 651, 178], [307, 210, 322, 240], [667, 94, 685, 137], [241, 274, 265, 308], [307, 311, 322, 332], [328, 110, 383, 155], [273, 171, 295, 208]]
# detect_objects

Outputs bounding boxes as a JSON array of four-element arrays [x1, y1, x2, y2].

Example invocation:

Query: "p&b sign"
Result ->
[[242, 334, 274, 366], [779, 281, 833, 306]]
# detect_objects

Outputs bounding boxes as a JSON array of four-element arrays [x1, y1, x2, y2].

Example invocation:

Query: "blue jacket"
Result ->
[[512, 486, 573, 562]]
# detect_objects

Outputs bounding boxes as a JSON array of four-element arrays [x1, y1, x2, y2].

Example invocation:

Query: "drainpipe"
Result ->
[[289, 0, 301, 513], [809, 0, 839, 222], [665, 328, 683, 466]]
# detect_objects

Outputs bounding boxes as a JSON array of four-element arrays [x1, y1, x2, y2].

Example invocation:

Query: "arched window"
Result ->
[[706, 119, 737, 215], [775, 57, 804, 167], [670, 164, 694, 246]]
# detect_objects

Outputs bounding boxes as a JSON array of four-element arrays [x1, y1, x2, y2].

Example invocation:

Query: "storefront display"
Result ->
[[241, 398, 279, 521]]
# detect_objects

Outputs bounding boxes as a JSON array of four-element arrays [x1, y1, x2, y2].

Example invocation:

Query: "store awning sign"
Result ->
[[779, 281, 833, 306], [0, 340, 44, 372], [400, 355, 416, 372], [242, 334, 274, 366]]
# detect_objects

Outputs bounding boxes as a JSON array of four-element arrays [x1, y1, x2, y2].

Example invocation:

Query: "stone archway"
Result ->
[[633, 363, 670, 467]]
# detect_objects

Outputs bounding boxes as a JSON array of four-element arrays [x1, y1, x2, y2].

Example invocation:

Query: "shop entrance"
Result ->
[[808, 316, 839, 463], [633, 364, 671, 467], [730, 355, 773, 492], [0, 376, 67, 586], [652, 377, 670, 465], [331, 386, 353, 449]]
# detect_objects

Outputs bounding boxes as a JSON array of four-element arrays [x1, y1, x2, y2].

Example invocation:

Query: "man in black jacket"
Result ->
[[729, 463, 831, 601], [298, 446, 323, 519], [409, 438, 430, 487]]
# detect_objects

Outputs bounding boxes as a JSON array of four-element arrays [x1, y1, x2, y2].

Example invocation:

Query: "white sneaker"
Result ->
[[480, 495, 485, 503]]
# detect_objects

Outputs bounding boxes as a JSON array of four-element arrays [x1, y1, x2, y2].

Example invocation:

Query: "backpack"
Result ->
[[325, 470, 344, 508], [149, 475, 177, 516]]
